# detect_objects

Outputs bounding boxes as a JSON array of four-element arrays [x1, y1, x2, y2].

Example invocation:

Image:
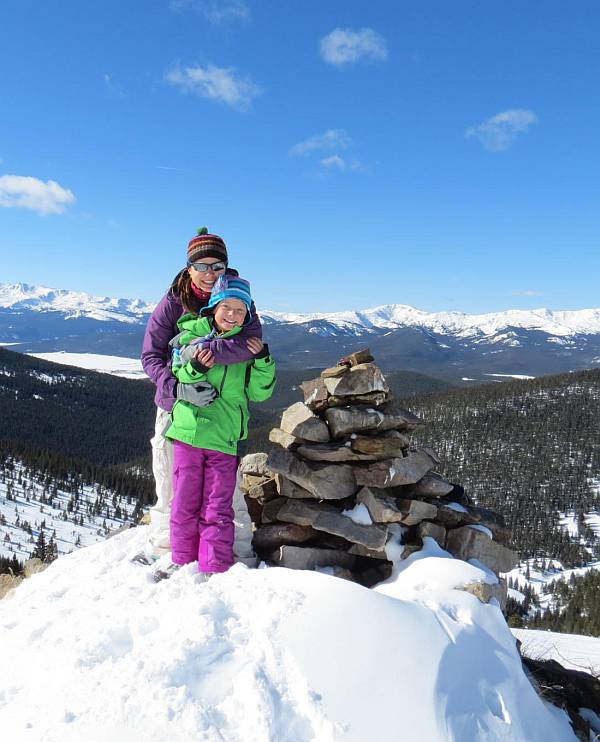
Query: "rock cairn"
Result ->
[[240, 350, 518, 601]]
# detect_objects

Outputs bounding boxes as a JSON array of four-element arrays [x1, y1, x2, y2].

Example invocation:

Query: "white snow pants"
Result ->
[[147, 407, 257, 566]]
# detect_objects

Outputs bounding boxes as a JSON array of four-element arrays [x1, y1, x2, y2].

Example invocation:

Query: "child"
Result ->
[[154, 275, 275, 581]]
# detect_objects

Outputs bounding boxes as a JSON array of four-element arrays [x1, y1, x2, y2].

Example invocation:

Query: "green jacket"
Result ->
[[165, 314, 276, 455]]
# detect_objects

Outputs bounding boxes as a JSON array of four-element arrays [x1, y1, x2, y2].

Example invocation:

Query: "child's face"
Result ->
[[213, 298, 247, 332]]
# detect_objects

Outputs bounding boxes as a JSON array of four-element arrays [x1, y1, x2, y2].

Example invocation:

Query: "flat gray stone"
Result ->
[[417, 521, 446, 547], [323, 363, 389, 397], [445, 527, 518, 574], [433, 504, 469, 528], [350, 434, 409, 459], [357, 487, 438, 525], [320, 364, 349, 379], [347, 543, 388, 559], [434, 503, 511, 543], [278, 499, 389, 551], [295, 442, 377, 463], [260, 497, 287, 524], [342, 349, 374, 366], [267, 448, 357, 500], [274, 475, 314, 500], [280, 402, 330, 443], [252, 523, 319, 551], [325, 405, 423, 439], [354, 450, 436, 488], [269, 545, 357, 571], [410, 472, 454, 498], [299, 377, 329, 411], [327, 391, 389, 408]]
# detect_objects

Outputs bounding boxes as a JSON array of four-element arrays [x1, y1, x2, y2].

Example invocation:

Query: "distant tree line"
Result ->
[[405, 368, 600, 566]]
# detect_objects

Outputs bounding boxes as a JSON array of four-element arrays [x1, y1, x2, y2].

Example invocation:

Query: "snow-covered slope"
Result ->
[[3, 282, 600, 377], [0, 528, 578, 742], [260, 304, 600, 339], [513, 628, 600, 677], [26, 352, 145, 379], [0, 282, 154, 323], [2, 281, 599, 338]]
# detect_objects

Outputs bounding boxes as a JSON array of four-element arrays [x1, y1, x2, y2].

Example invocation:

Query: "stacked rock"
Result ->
[[240, 349, 518, 599]]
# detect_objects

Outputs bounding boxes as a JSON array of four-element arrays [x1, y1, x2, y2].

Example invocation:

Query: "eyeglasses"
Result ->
[[188, 260, 227, 273]]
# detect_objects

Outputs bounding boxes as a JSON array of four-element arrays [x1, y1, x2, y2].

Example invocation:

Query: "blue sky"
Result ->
[[1, 0, 598, 313]]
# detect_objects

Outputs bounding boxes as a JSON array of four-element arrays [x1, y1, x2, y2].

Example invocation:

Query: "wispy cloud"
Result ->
[[290, 129, 352, 157], [512, 290, 543, 297], [155, 165, 188, 172], [0, 174, 76, 215], [466, 109, 537, 152], [320, 155, 347, 170], [170, 0, 250, 24], [165, 63, 261, 111], [320, 155, 364, 172], [320, 27, 388, 66], [103, 73, 124, 98]]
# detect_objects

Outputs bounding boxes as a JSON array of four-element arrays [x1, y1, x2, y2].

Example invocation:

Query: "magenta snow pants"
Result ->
[[171, 440, 238, 573]]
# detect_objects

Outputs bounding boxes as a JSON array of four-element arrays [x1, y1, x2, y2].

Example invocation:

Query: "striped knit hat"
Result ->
[[201, 275, 252, 316], [187, 227, 228, 264]]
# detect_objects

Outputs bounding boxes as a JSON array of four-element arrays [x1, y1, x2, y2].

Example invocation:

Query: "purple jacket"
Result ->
[[141, 270, 263, 411]]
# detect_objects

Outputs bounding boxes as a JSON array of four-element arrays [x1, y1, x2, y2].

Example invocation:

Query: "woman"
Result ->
[[137, 227, 262, 564], [153, 275, 275, 581]]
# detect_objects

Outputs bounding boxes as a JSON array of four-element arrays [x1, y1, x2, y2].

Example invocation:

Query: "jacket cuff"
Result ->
[[254, 343, 270, 359], [190, 358, 210, 373]]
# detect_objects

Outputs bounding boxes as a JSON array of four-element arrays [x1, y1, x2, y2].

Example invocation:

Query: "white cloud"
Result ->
[[512, 290, 543, 297], [0, 175, 76, 215], [320, 155, 347, 170], [466, 109, 538, 152], [165, 63, 261, 110], [320, 27, 388, 66], [170, 0, 249, 24], [290, 129, 352, 157]]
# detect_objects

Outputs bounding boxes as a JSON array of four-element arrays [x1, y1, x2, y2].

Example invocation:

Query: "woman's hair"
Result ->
[[173, 269, 201, 314]]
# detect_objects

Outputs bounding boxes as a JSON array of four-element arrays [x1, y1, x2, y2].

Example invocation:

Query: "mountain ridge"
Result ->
[[2, 282, 600, 379], [2, 281, 600, 337]]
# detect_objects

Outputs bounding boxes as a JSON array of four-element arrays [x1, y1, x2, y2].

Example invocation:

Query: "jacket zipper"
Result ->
[[219, 366, 228, 395]]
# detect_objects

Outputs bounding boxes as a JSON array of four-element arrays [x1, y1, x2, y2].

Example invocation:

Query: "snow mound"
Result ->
[[0, 528, 576, 742]]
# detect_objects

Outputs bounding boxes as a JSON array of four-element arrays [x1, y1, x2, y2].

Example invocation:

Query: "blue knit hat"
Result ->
[[200, 275, 252, 316]]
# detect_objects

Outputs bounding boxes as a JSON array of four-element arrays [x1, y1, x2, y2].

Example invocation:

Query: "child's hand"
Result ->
[[195, 348, 215, 368], [246, 337, 264, 356]]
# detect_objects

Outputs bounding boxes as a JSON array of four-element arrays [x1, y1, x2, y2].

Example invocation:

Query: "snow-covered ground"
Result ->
[[504, 558, 600, 612], [0, 528, 579, 742], [512, 628, 600, 677], [26, 352, 145, 379], [0, 458, 144, 562]]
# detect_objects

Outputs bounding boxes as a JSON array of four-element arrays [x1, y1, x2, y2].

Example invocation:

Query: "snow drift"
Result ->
[[0, 528, 576, 742]]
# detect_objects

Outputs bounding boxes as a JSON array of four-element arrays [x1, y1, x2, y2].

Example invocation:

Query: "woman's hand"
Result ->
[[195, 348, 215, 368], [246, 337, 264, 356]]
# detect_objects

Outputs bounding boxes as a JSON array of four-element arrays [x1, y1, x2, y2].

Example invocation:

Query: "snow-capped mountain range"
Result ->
[[2, 281, 600, 337], [2, 282, 600, 380], [0, 282, 152, 323]]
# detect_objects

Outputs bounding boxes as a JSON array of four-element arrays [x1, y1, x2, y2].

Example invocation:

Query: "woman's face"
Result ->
[[213, 298, 247, 332], [188, 258, 226, 293]]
